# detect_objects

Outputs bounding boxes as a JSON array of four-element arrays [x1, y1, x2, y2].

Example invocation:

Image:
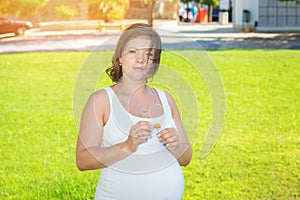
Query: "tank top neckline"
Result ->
[[106, 86, 165, 121]]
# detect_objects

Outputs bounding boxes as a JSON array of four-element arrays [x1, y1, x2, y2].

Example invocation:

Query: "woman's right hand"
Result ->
[[124, 121, 153, 153]]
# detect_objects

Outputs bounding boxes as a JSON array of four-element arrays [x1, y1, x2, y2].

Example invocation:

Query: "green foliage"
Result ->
[[106, 4, 126, 20], [181, 0, 219, 6], [87, 0, 129, 20], [0, 50, 299, 199], [201, 0, 219, 6], [0, 0, 49, 18], [55, 5, 78, 20]]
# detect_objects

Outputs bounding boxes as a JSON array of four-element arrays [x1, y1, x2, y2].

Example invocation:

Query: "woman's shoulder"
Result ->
[[82, 87, 111, 125], [95, 86, 114, 95], [88, 86, 112, 104]]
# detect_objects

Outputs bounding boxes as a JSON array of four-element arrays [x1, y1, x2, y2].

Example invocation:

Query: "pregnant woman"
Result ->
[[76, 23, 192, 200]]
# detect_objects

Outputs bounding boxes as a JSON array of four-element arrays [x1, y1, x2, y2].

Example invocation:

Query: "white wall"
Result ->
[[232, 0, 258, 29]]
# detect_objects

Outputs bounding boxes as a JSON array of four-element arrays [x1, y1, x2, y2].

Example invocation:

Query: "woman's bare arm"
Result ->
[[76, 89, 155, 171], [76, 90, 134, 170], [164, 91, 193, 166]]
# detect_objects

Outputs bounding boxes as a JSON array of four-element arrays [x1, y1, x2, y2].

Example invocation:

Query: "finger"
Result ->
[[132, 129, 152, 138], [130, 123, 152, 136], [166, 142, 179, 150], [138, 124, 153, 132], [134, 121, 153, 133], [136, 121, 152, 126], [162, 128, 176, 133], [157, 128, 176, 136], [160, 136, 176, 147], [133, 132, 150, 138], [164, 135, 177, 144], [158, 131, 176, 141], [138, 130, 152, 137], [133, 133, 149, 143]]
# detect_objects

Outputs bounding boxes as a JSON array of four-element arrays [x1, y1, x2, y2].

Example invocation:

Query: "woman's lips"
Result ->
[[132, 67, 144, 70]]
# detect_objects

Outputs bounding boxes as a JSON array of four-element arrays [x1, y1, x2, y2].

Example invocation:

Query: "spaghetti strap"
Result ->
[[154, 88, 172, 117], [102, 86, 113, 108], [102, 86, 113, 98]]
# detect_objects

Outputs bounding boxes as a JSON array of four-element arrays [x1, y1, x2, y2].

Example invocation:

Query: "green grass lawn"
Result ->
[[0, 50, 299, 199]]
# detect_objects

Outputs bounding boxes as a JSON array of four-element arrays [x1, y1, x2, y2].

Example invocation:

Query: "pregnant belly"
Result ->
[[96, 161, 184, 200]]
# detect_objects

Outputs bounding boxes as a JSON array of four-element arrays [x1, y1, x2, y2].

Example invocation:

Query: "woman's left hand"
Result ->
[[157, 128, 179, 151]]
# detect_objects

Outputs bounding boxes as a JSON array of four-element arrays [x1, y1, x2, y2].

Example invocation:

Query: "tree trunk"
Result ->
[[148, 0, 156, 27], [208, 4, 213, 22]]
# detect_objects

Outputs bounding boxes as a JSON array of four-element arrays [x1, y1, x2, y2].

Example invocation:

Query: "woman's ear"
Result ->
[[118, 57, 122, 65]]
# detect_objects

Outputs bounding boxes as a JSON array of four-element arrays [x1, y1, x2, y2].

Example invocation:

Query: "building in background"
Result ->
[[232, 0, 300, 32]]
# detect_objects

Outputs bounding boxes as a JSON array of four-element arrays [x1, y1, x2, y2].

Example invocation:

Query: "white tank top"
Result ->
[[95, 86, 184, 200]]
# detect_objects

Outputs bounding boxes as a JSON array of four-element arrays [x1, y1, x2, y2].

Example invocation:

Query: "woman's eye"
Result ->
[[146, 52, 155, 59], [129, 50, 136, 54]]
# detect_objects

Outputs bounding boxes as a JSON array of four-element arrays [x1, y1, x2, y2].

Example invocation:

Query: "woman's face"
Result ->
[[119, 36, 156, 81]]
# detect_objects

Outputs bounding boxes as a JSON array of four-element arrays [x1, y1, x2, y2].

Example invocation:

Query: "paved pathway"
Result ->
[[158, 20, 300, 50], [0, 20, 299, 53]]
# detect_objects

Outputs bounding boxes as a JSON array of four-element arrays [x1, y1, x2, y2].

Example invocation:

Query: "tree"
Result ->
[[87, 0, 129, 21], [87, 0, 176, 26], [142, 0, 177, 27], [147, 0, 156, 27], [0, 0, 49, 19], [55, 5, 78, 20]]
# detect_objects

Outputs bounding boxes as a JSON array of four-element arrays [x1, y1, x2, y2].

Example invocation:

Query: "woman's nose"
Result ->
[[136, 51, 145, 63]]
